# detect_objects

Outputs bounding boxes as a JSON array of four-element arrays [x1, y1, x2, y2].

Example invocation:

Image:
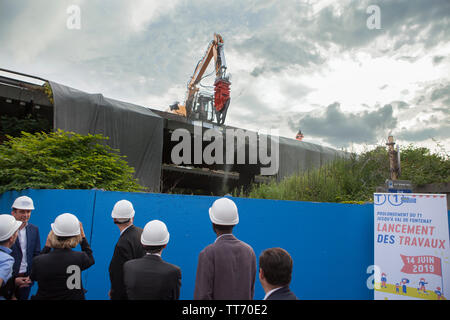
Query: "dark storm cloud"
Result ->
[[433, 56, 446, 65], [391, 100, 410, 110], [236, 33, 325, 77], [288, 102, 397, 147], [303, 0, 450, 58], [231, 0, 450, 78], [430, 83, 450, 102], [397, 125, 450, 142]]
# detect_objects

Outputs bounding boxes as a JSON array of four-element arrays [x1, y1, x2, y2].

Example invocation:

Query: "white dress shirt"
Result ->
[[263, 287, 282, 300], [120, 224, 132, 236], [18, 227, 28, 273]]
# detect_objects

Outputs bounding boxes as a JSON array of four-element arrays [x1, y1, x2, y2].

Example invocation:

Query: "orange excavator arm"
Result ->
[[170, 33, 231, 124]]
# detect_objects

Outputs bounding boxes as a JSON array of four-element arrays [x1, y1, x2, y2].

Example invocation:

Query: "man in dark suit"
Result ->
[[10, 196, 41, 300], [124, 220, 181, 300], [108, 200, 145, 300], [259, 247, 298, 300], [194, 197, 256, 300]]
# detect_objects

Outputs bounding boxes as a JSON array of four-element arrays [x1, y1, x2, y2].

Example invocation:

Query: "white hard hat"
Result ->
[[12, 196, 35, 210], [111, 200, 135, 219], [0, 215, 23, 241], [141, 220, 170, 246], [51, 213, 80, 237], [209, 197, 239, 225]]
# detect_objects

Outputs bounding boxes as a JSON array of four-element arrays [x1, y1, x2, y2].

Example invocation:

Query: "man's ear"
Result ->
[[259, 268, 264, 280]]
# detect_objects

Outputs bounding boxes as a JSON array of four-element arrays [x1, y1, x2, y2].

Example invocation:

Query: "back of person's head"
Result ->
[[111, 200, 135, 224], [212, 223, 234, 234], [50, 213, 82, 249], [48, 230, 82, 249], [259, 247, 293, 287], [141, 220, 169, 254], [209, 197, 239, 226]]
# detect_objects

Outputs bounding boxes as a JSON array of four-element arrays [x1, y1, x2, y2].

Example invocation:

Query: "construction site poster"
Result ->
[[374, 193, 449, 300]]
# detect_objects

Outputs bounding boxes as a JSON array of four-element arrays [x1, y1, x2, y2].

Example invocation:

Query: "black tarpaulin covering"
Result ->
[[277, 137, 348, 181], [49, 81, 163, 192]]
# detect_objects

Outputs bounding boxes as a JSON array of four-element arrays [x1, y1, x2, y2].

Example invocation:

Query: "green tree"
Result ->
[[0, 130, 145, 193], [399, 144, 450, 186]]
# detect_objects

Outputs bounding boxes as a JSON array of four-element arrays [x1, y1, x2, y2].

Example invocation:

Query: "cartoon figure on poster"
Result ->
[[434, 287, 443, 300], [381, 273, 388, 288], [417, 278, 428, 295], [401, 278, 409, 294]]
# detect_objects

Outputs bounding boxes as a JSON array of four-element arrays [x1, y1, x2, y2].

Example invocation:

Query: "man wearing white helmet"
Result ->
[[194, 197, 256, 300], [10, 196, 41, 300], [108, 199, 145, 300], [123, 220, 181, 300], [0, 215, 22, 300]]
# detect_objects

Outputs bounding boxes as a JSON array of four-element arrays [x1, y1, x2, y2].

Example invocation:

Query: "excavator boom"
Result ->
[[170, 33, 231, 125]]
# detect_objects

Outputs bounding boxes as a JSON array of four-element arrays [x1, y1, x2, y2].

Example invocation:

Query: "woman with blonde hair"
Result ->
[[30, 213, 94, 300]]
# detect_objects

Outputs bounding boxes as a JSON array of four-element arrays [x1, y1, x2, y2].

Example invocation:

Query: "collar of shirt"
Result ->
[[214, 233, 233, 243], [263, 287, 283, 300], [145, 252, 161, 257], [0, 245, 12, 254], [120, 224, 133, 236]]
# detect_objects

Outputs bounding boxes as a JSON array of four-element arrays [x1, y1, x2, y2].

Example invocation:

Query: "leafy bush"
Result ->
[[242, 144, 449, 203], [0, 130, 145, 193], [399, 144, 450, 186], [0, 114, 52, 138]]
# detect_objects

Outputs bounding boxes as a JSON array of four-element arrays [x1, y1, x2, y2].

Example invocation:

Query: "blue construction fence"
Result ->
[[0, 188, 406, 300]]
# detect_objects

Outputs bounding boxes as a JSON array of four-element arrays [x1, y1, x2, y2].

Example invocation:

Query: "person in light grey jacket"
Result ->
[[194, 198, 256, 300]]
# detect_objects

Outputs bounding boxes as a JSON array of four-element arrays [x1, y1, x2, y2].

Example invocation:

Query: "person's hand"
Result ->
[[15, 276, 31, 288], [79, 222, 85, 238], [108, 290, 111, 299]]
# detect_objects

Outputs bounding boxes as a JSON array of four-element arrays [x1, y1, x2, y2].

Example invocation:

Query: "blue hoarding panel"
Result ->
[[0, 189, 385, 300]]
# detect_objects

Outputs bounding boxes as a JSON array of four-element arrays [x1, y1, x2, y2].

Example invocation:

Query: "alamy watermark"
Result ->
[[66, 5, 81, 30], [366, 5, 381, 30], [66, 265, 81, 290], [170, 126, 279, 176], [366, 264, 382, 290]]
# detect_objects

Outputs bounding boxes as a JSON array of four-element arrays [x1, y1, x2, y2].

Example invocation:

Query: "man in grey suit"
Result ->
[[194, 197, 256, 300], [123, 220, 181, 300]]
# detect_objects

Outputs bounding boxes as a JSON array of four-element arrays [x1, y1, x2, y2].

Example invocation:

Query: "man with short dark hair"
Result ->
[[10, 196, 40, 300], [194, 197, 256, 300], [259, 247, 298, 300]]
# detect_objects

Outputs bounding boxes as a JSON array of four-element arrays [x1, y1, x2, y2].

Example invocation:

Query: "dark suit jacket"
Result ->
[[194, 234, 256, 300], [123, 254, 181, 300], [11, 223, 41, 276], [29, 238, 95, 300], [109, 225, 145, 300], [266, 286, 298, 300]]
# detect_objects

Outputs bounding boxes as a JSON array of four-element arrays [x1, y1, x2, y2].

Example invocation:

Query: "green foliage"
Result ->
[[0, 130, 145, 193], [43, 82, 54, 105], [241, 144, 449, 203], [0, 114, 52, 138], [399, 144, 450, 186]]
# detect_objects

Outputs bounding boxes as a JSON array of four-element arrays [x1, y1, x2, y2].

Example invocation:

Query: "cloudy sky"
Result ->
[[1, 0, 449, 153]]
